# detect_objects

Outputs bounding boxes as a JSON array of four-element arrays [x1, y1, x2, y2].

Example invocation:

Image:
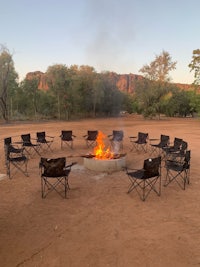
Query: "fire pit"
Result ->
[[84, 155, 126, 172], [83, 131, 126, 172]]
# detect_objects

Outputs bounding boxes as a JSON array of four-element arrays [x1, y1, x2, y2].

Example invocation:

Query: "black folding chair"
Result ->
[[164, 150, 191, 190], [129, 132, 149, 153], [4, 137, 28, 178], [60, 130, 76, 149], [167, 140, 188, 161], [83, 130, 98, 148], [150, 134, 170, 156], [108, 130, 124, 153], [125, 156, 162, 201], [36, 131, 54, 153], [162, 137, 182, 159], [39, 157, 76, 198], [21, 133, 41, 157]]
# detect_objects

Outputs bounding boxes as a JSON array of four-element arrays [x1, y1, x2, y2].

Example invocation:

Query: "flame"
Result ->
[[94, 131, 114, 159]]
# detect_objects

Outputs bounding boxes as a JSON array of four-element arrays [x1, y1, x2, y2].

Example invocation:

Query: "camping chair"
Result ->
[[83, 130, 98, 148], [4, 137, 28, 178], [129, 132, 149, 153], [150, 134, 170, 156], [162, 137, 183, 159], [39, 157, 76, 198], [125, 156, 162, 201], [60, 130, 76, 149], [164, 150, 191, 190], [36, 131, 54, 153], [108, 130, 124, 153], [21, 133, 41, 157], [166, 140, 188, 161]]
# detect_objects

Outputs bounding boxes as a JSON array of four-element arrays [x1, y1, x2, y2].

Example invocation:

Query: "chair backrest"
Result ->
[[21, 134, 31, 144], [181, 141, 188, 151], [40, 157, 66, 177], [173, 137, 182, 149], [143, 156, 161, 178], [160, 135, 170, 146], [87, 131, 98, 141], [4, 137, 12, 146], [184, 150, 191, 168], [61, 130, 73, 141], [37, 132, 46, 142], [138, 132, 148, 143], [112, 130, 124, 141], [4, 137, 23, 158]]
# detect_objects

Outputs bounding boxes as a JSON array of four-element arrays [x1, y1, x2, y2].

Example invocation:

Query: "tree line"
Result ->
[[1, 45, 200, 122]]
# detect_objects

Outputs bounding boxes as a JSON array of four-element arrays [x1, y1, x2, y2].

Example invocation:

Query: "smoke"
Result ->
[[83, 0, 136, 72]]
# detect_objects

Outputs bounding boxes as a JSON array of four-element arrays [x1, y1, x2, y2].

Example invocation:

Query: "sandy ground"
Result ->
[[0, 115, 200, 267]]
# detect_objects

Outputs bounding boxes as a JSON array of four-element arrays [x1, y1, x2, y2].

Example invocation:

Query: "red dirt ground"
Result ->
[[0, 115, 199, 267]]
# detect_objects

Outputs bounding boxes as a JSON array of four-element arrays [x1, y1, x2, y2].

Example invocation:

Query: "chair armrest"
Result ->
[[64, 162, 77, 169], [149, 138, 159, 144], [46, 135, 54, 139], [129, 136, 137, 141], [31, 137, 38, 142]]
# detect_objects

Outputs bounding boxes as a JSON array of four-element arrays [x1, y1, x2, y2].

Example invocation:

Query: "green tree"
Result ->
[[165, 90, 192, 117], [20, 78, 40, 118], [139, 50, 177, 82], [188, 49, 200, 85], [46, 64, 69, 119], [0, 45, 18, 121], [135, 79, 170, 118]]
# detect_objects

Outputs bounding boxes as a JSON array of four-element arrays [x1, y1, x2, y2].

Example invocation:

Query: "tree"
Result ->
[[139, 50, 177, 82], [0, 45, 18, 121], [135, 79, 173, 118], [188, 49, 200, 85], [46, 64, 69, 119], [165, 90, 192, 117], [20, 78, 40, 118]]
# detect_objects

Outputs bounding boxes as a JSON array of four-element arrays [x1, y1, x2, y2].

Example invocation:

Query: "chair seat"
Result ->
[[42, 169, 70, 177], [128, 169, 159, 179], [9, 156, 27, 162]]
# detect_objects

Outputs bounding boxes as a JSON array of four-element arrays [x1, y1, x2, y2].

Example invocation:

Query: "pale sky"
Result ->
[[1, 0, 199, 84]]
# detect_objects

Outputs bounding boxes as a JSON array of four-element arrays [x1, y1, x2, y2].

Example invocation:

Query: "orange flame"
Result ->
[[94, 131, 114, 159]]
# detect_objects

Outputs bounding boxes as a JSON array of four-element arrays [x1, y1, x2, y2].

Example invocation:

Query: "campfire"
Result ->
[[83, 131, 126, 172], [94, 131, 114, 159]]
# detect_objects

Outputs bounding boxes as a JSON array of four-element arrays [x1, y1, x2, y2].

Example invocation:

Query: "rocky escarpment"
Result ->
[[26, 71, 195, 93]]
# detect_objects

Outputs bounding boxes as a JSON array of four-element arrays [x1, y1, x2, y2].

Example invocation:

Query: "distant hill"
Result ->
[[26, 71, 195, 93]]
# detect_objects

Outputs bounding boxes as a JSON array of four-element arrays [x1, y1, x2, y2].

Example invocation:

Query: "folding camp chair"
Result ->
[[150, 134, 170, 156], [4, 137, 28, 178], [39, 157, 76, 198], [164, 150, 191, 190], [166, 140, 188, 161], [125, 156, 162, 201], [162, 137, 183, 159], [129, 132, 149, 153], [108, 130, 124, 153], [83, 130, 98, 148], [36, 131, 54, 153], [60, 130, 76, 149], [21, 133, 41, 157]]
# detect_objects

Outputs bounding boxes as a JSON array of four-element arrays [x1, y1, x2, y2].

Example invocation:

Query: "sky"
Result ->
[[1, 0, 200, 84]]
